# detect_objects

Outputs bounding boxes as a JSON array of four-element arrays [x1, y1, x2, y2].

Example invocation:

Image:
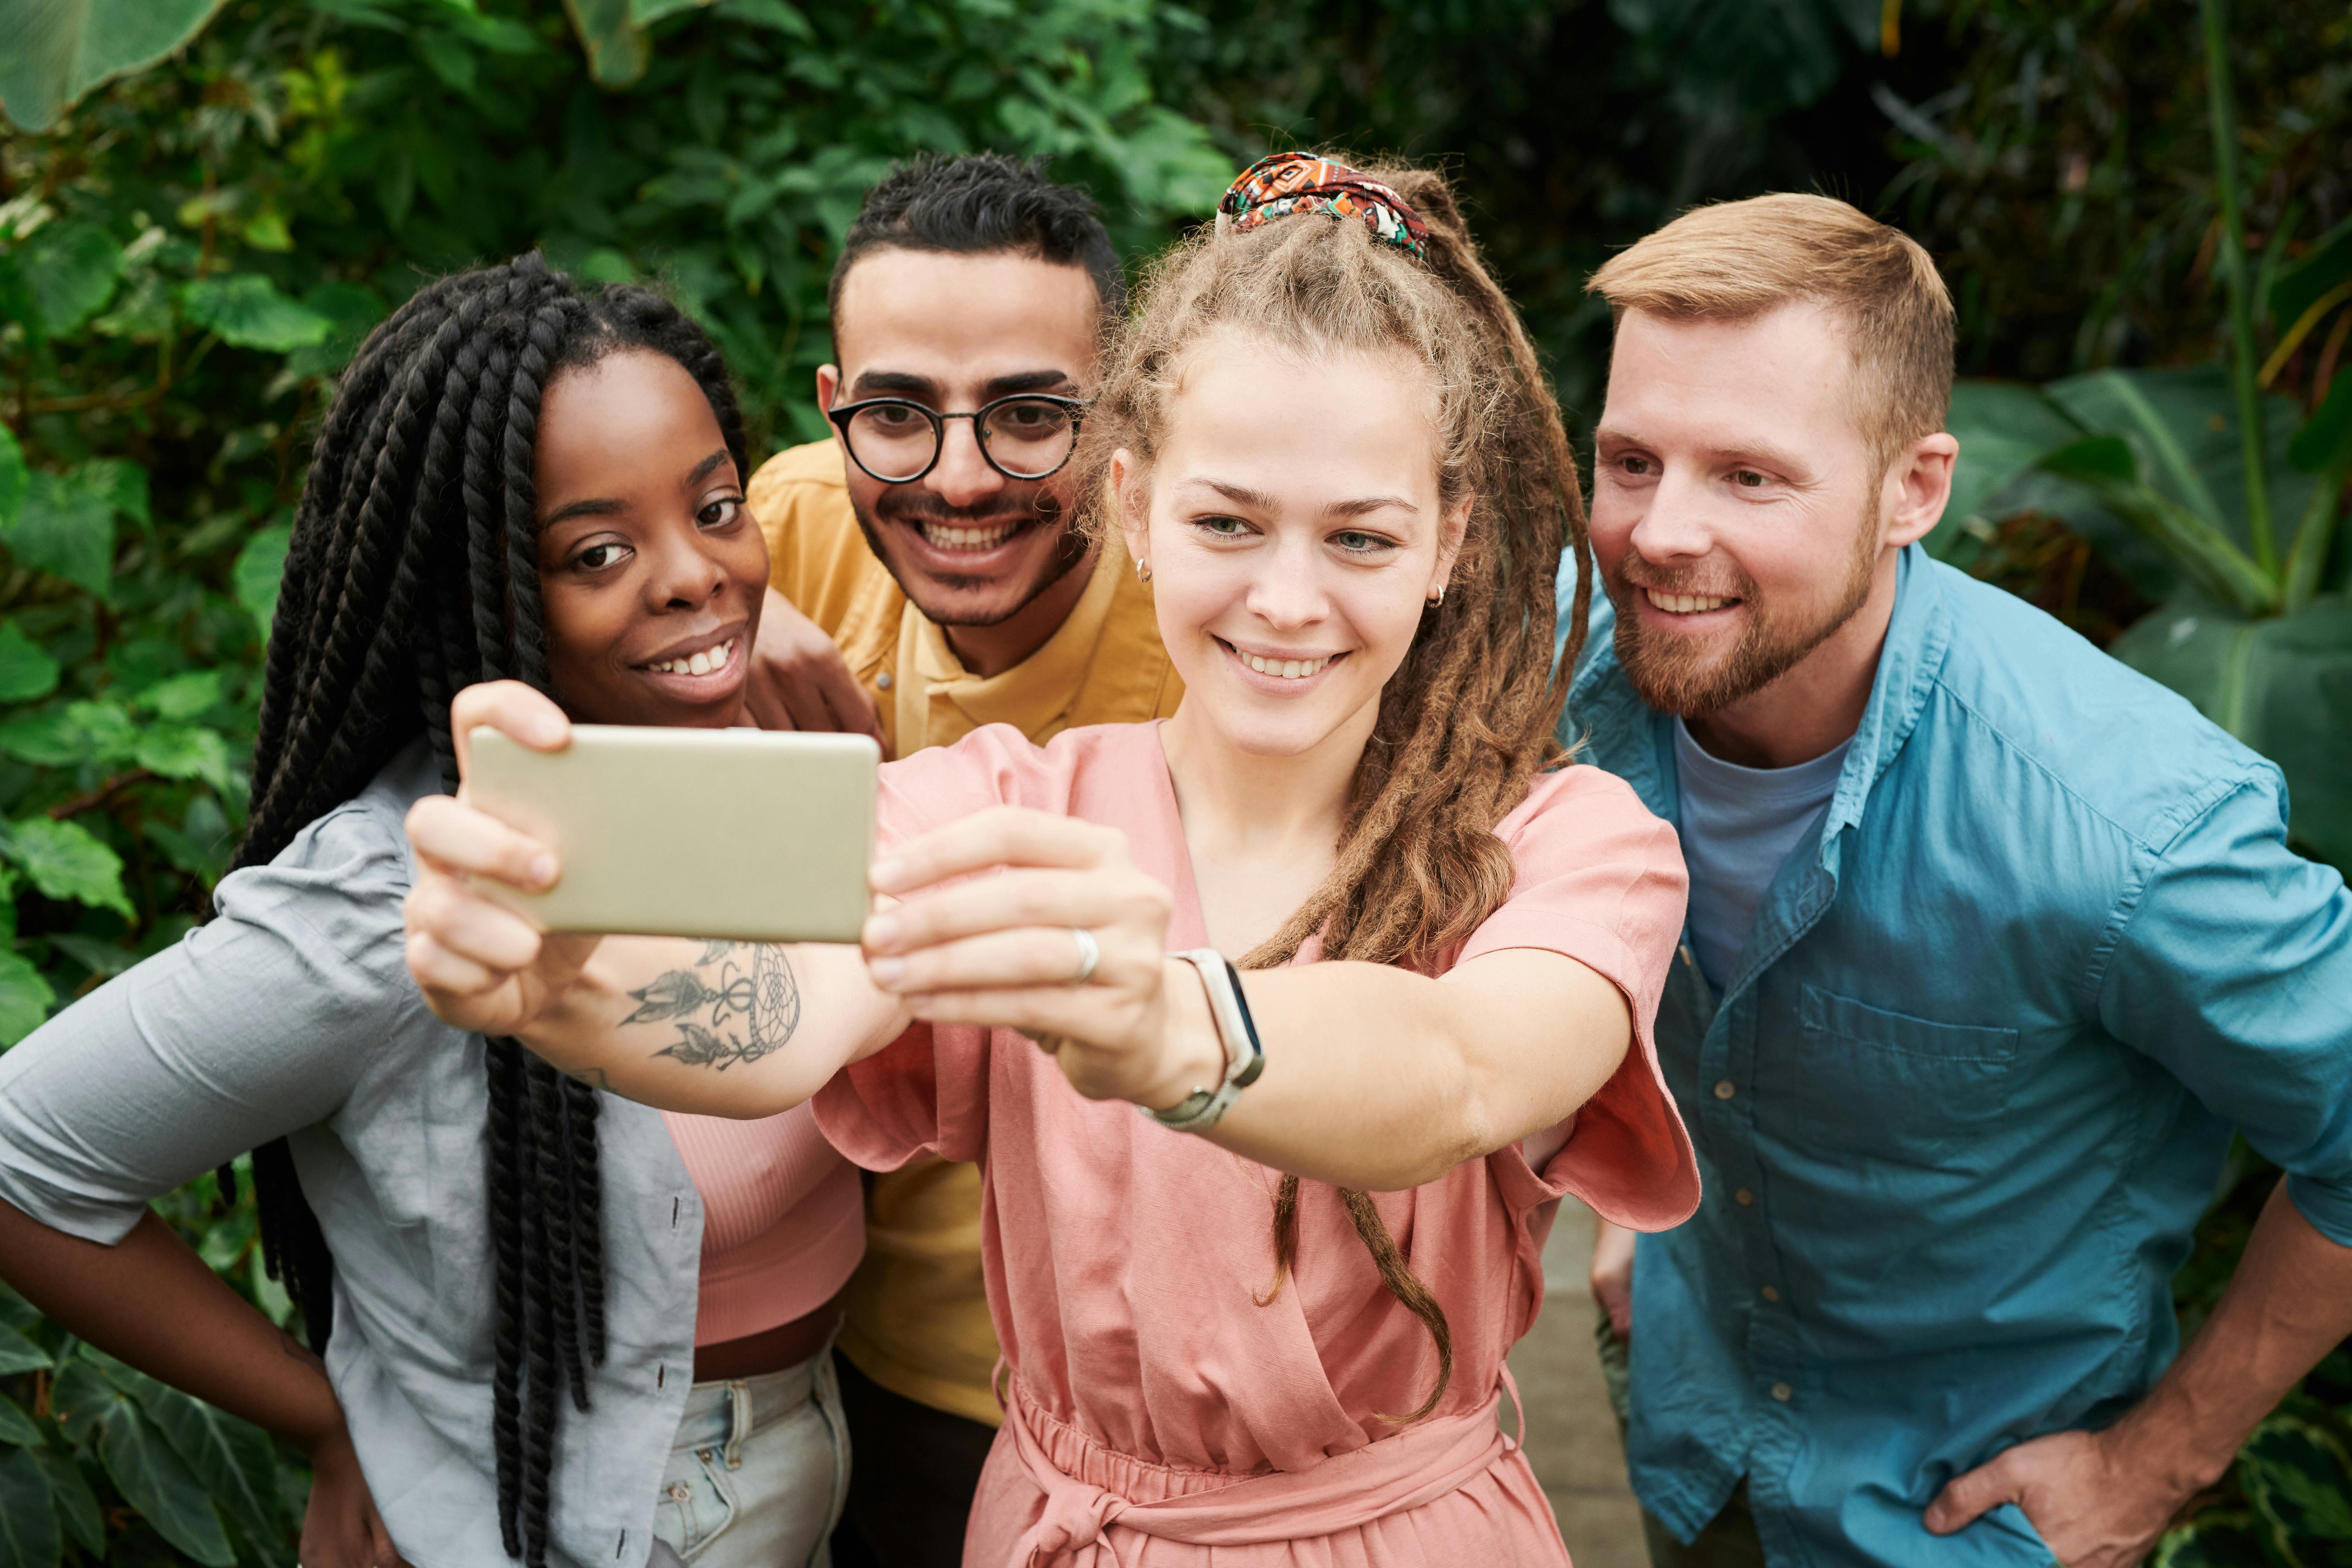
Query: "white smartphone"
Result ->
[[465, 725, 880, 943]]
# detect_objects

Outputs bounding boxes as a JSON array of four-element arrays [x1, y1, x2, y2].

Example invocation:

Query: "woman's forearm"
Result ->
[[525, 936, 907, 1118], [1191, 949, 1632, 1191], [0, 1200, 346, 1447]]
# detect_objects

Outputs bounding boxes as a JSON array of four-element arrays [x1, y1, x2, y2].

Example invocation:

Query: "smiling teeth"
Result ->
[[647, 637, 735, 676], [1648, 590, 1734, 614], [923, 523, 1015, 550], [1238, 650, 1332, 679]]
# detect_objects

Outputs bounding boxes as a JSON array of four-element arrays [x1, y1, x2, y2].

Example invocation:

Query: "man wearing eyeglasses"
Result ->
[[743, 153, 1178, 755], [740, 152, 1181, 1568]]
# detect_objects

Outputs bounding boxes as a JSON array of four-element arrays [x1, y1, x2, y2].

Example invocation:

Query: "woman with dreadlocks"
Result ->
[[0, 255, 864, 1568], [409, 158, 1701, 1566]]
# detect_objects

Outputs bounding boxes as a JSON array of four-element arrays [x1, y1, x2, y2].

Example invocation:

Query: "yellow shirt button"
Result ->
[[1761, 1285, 1781, 1302], [1713, 1080, 1736, 1100], [1735, 1188, 1755, 1206], [876, 671, 893, 690], [1771, 1382, 1793, 1402]]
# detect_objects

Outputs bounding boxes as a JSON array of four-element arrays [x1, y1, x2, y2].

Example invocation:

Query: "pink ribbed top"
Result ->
[[664, 1103, 866, 1346]]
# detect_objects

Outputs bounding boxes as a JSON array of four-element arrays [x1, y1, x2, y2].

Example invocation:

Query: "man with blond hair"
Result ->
[[1565, 193, 2352, 1567]]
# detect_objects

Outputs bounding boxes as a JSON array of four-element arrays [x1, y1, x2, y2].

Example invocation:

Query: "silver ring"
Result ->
[[1067, 927, 1100, 985]]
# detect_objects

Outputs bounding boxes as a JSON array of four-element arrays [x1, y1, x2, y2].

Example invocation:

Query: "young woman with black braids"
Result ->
[[0, 255, 864, 1568], [409, 158, 1703, 1567]]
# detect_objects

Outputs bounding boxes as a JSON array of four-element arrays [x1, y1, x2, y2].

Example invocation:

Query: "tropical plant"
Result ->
[[1936, 0, 2352, 874], [0, 0, 1228, 1557]]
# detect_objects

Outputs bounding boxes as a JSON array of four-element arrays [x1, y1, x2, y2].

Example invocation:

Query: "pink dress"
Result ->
[[814, 723, 1699, 1568]]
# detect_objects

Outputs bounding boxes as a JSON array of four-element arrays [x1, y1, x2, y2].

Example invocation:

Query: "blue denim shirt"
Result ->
[[1561, 546, 2352, 1567]]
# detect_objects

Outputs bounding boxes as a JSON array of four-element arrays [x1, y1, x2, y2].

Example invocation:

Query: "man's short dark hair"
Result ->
[[826, 153, 1127, 336]]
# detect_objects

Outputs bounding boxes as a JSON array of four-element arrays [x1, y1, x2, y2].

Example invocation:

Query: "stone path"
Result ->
[[1507, 1197, 1648, 1568]]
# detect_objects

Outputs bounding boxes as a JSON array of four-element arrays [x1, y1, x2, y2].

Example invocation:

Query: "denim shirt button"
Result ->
[[1734, 1188, 1755, 1206], [1771, 1382, 1793, 1402], [1713, 1080, 1736, 1100], [1760, 1286, 1780, 1302]]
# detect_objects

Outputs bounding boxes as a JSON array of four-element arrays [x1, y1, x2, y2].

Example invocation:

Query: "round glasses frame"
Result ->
[[825, 393, 1091, 485]]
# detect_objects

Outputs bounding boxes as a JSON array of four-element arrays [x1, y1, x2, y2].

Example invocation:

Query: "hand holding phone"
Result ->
[[466, 724, 878, 943]]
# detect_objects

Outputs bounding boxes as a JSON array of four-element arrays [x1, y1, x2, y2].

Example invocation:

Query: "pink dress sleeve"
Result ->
[[812, 724, 1046, 1172], [1454, 763, 1700, 1233]]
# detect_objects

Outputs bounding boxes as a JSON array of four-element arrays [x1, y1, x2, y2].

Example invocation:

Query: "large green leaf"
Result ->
[[132, 723, 232, 792], [2037, 435, 2279, 617], [27, 1449, 98, 1556], [181, 275, 334, 353], [2, 471, 114, 598], [0, 699, 140, 770], [0, 0, 229, 131], [0, 623, 60, 705], [2, 818, 133, 919], [2240, 1408, 2352, 1542], [0, 1396, 40, 1447], [4, 221, 123, 339], [2110, 595, 2352, 870], [44, 1360, 117, 1448], [87, 1351, 281, 1541], [0, 949, 59, 1045], [2049, 367, 2320, 569], [0, 1319, 50, 1376], [1936, 380, 2088, 563], [93, 1393, 233, 1566], [0, 1443, 58, 1568], [2152, 1507, 2270, 1568], [52, 1357, 235, 1566]]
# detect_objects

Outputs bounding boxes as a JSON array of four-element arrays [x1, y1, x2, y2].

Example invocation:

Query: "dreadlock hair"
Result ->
[[216, 252, 748, 1565], [1074, 157, 1589, 1425]]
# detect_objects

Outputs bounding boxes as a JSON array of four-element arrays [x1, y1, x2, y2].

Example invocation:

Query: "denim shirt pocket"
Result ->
[[1795, 985, 2022, 1174]]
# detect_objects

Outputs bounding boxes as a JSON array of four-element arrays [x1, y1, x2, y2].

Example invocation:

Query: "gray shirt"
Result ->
[[0, 739, 704, 1568], [1670, 718, 1851, 992]]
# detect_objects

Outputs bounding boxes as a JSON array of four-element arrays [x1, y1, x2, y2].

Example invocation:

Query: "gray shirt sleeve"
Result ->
[[0, 791, 422, 1244]]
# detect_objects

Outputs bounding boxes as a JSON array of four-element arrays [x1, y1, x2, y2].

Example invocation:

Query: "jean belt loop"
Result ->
[[724, 1380, 751, 1471]]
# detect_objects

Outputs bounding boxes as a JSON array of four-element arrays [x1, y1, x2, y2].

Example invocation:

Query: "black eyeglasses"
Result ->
[[826, 394, 1089, 485]]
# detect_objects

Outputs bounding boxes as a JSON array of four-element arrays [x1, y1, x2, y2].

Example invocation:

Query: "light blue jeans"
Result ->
[[652, 1341, 851, 1568]]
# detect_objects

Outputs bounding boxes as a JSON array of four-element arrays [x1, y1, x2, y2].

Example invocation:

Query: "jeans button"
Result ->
[[668, 1481, 693, 1502]]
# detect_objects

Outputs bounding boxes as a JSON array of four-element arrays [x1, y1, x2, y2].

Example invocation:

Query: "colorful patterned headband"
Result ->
[[1216, 152, 1430, 261]]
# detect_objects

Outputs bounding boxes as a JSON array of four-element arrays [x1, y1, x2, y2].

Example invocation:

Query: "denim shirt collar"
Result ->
[[1569, 544, 1955, 967]]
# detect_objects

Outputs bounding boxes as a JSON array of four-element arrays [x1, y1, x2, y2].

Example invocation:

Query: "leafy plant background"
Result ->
[[0, 0, 2345, 1562]]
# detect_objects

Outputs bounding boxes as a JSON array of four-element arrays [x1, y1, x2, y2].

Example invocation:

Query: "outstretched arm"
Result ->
[[863, 809, 1632, 1191], [402, 682, 907, 1118]]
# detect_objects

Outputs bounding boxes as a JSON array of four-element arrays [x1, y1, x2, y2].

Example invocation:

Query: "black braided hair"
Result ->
[[217, 253, 750, 1565]]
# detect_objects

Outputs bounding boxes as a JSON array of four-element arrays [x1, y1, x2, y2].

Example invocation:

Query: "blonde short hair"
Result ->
[[1588, 193, 1955, 467]]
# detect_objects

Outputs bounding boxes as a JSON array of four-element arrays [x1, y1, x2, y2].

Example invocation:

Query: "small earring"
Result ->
[[1427, 584, 1445, 606], [1135, 558, 1153, 585]]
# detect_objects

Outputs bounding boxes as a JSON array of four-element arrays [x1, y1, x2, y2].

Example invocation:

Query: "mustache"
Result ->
[[1611, 550, 1755, 602], [871, 488, 1062, 532]]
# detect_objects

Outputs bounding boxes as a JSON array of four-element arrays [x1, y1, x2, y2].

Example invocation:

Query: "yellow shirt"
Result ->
[[748, 439, 1182, 1426]]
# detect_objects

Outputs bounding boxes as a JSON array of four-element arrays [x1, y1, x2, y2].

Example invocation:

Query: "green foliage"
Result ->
[[0, 2, 2344, 1563], [0, 0, 1227, 1556], [0, 2, 233, 135]]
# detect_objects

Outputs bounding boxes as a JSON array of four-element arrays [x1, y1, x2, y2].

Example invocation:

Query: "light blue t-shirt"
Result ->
[[1670, 718, 1849, 991]]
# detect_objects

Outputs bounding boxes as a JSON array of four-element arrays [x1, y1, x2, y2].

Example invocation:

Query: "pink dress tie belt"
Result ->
[[1002, 1369, 1526, 1566]]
